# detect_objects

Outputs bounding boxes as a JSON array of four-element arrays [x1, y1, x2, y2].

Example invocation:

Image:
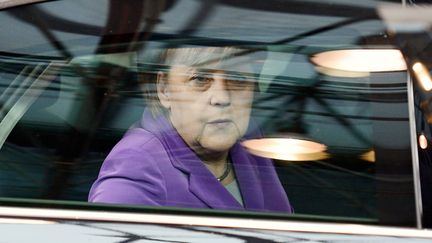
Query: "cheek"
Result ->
[[233, 91, 254, 132], [237, 108, 252, 134], [169, 97, 206, 135], [169, 89, 197, 115], [236, 90, 254, 110]]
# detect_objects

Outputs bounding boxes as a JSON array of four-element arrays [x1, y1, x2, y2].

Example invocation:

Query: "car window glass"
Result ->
[[0, 0, 419, 227]]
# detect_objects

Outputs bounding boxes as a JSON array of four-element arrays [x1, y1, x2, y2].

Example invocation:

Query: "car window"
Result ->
[[0, 0, 422, 228]]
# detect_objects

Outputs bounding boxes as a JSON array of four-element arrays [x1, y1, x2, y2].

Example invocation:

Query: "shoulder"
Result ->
[[89, 128, 169, 204], [99, 127, 171, 179], [105, 127, 170, 163], [114, 127, 164, 152]]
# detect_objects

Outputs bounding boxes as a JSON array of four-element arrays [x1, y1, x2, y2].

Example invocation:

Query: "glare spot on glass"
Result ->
[[412, 62, 432, 91], [242, 138, 328, 161], [311, 49, 407, 75], [360, 149, 376, 163], [419, 133, 428, 149]]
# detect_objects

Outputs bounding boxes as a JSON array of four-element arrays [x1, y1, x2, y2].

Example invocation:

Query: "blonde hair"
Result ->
[[140, 47, 253, 117]]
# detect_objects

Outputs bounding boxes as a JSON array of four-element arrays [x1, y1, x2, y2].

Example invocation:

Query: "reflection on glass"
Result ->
[[412, 62, 432, 91], [242, 138, 328, 161], [314, 65, 370, 78], [360, 149, 376, 163], [0, 0, 419, 228], [419, 133, 428, 149], [311, 49, 406, 76]]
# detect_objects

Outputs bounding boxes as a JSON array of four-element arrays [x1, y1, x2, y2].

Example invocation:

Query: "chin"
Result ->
[[201, 138, 237, 152]]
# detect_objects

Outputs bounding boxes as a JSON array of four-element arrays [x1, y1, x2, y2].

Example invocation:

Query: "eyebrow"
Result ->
[[192, 68, 258, 81]]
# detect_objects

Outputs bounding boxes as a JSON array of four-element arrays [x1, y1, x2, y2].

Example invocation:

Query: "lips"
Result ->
[[207, 119, 232, 124]]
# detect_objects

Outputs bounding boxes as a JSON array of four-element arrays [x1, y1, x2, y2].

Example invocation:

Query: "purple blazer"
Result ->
[[89, 110, 293, 213]]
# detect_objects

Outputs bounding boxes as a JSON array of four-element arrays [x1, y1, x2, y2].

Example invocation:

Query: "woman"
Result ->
[[89, 47, 293, 213]]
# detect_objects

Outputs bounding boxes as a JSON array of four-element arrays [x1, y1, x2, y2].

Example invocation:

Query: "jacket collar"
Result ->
[[140, 109, 265, 210]]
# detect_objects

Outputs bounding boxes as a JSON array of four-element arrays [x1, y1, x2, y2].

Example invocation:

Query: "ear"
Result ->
[[156, 71, 171, 109]]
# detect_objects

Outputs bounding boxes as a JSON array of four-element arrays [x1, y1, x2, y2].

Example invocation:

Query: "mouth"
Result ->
[[207, 119, 232, 125]]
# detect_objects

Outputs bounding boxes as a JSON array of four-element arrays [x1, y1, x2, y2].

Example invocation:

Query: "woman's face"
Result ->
[[158, 65, 255, 154]]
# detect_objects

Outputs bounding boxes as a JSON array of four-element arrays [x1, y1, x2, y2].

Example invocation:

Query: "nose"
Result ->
[[209, 74, 231, 107]]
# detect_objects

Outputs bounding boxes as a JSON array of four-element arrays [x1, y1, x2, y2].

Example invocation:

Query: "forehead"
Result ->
[[165, 47, 261, 74]]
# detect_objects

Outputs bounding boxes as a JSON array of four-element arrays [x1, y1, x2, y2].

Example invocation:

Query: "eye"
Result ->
[[190, 73, 212, 89], [227, 75, 255, 90]]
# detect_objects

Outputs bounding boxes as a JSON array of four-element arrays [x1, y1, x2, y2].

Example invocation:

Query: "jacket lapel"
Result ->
[[187, 161, 243, 210], [231, 143, 265, 210]]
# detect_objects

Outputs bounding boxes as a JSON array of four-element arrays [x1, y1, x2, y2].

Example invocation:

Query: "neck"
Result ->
[[183, 137, 231, 181], [196, 149, 234, 185], [195, 150, 228, 178]]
